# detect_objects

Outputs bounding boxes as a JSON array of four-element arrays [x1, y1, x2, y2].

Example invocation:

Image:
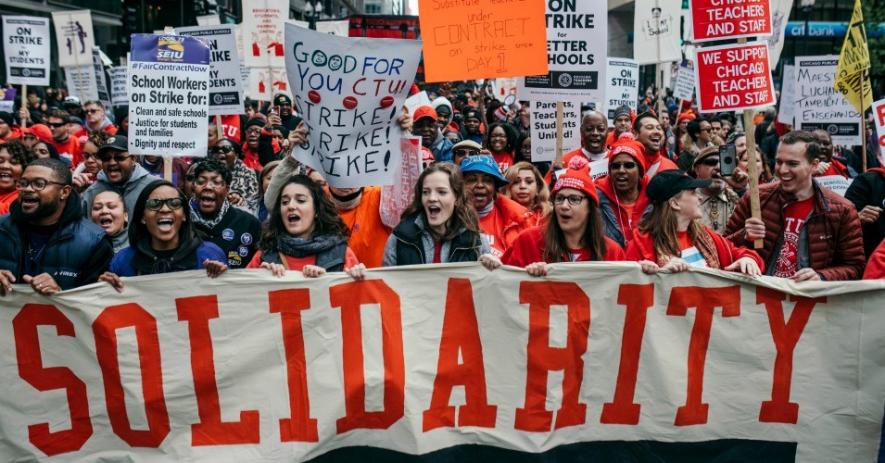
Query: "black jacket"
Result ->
[[845, 169, 885, 257], [194, 207, 261, 269], [391, 215, 482, 265]]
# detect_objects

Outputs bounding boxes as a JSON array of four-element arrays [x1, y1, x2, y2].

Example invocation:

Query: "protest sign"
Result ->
[[247, 67, 289, 101], [517, 0, 605, 103], [127, 34, 210, 157], [51, 10, 94, 68], [795, 56, 861, 146], [381, 136, 422, 228], [290, 19, 352, 36], [92, 47, 111, 109], [241, 0, 287, 68], [694, 42, 775, 113], [766, 0, 793, 64], [2, 16, 50, 86], [108, 66, 128, 106], [605, 58, 639, 126], [403, 90, 431, 117], [0, 87, 15, 112], [196, 14, 221, 26], [64, 65, 98, 102], [874, 98, 885, 161], [1, 265, 884, 462], [815, 175, 851, 196], [418, 0, 547, 82], [493, 77, 518, 104], [530, 100, 579, 163], [673, 60, 695, 102], [690, 0, 771, 43], [284, 24, 421, 188], [178, 25, 245, 115], [633, 0, 682, 65], [777, 64, 796, 125]]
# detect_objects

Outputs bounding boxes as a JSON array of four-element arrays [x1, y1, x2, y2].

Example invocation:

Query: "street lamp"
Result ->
[[304, 0, 323, 30]]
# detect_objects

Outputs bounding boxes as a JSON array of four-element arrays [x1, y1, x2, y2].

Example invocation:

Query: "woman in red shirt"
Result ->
[[503, 168, 626, 276], [626, 170, 763, 275], [504, 161, 551, 227], [248, 175, 364, 278], [485, 122, 518, 173]]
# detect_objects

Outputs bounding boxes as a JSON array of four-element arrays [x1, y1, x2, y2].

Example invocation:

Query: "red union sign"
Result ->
[[694, 42, 776, 113], [690, 0, 772, 43]]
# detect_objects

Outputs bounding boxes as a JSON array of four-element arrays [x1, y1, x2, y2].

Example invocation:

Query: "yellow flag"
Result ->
[[834, 0, 872, 112]]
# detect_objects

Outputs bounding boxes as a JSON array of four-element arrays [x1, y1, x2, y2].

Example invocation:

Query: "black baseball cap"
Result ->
[[98, 135, 128, 154], [646, 170, 711, 203], [273, 93, 292, 106]]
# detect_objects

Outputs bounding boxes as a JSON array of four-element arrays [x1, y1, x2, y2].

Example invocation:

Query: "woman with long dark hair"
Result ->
[[503, 168, 625, 276], [485, 122, 518, 173]]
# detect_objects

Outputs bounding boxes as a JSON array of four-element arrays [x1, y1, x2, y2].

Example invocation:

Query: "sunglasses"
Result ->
[[212, 145, 234, 154], [454, 149, 479, 157], [47, 122, 66, 128], [610, 161, 637, 170], [145, 197, 184, 211]]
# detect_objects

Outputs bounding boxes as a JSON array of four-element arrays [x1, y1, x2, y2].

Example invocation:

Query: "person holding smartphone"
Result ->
[[690, 145, 739, 233]]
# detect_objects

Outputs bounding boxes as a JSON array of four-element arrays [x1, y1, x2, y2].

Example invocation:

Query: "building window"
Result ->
[[366, 4, 381, 13]]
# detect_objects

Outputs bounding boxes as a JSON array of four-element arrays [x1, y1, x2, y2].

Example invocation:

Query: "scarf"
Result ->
[[657, 226, 720, 269], [130, 234, 202, 275], [276, 233, 347, 258], [189, 199, 230, 230]]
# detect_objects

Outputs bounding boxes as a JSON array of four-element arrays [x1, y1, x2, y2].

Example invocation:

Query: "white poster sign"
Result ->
[[241, 0, 287, 68], [633, 0, 682, 65], [605, 58, 639, 125], [178, 25, 245, 115], [284, 24, 422, 188], [51, 10, 94, 68], [2, 16, 50, 86], [518, 0, 607, 103], [815, 175, 851, 196], [64, 65, 98, 102], [247, 67, 289, 101], [196, 14, 221, 26], [92, 47, 111, 109], [766, 0, 794, 64], [108, 66, 128, 106], [795, 56, 861, 146], [530, 100, 580, 163], [777, 64, 796, 126], [673, 60, 695, 102]]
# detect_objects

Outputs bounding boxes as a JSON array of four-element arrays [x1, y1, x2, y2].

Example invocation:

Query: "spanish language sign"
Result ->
[[673, 60, 695, 102], [127, 34, 211, 156], [418, 0, 547, 82], [690, 0, 771, 43], [633, 0, 681, 65], [2, 16, 50, 86], [605, 58, 639, 126], [530, 100, 580, 163], [51, 9, 94, 68], [795, 55, 861, 145], [178, 25, 245, 115], [0, 265, 883, 462], [518, 0, 605, 103], [108, 66, 128, 106], [694, 42, 775, 113], [241, 0, 287, 68], [284, 24, 421, 188]]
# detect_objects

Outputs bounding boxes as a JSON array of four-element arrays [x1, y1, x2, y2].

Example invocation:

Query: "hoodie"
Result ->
[[81, 163, 161, 218]]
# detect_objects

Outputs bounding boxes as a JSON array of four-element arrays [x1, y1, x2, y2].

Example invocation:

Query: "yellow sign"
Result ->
[[834, 0, 872, 112]]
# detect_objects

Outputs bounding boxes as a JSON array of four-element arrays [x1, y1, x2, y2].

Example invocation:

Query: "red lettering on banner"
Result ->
[[177, 295, 260, 445], [666, 286, 740, 426], [331, 280, 405, 433], [93, 303, 170, 447], [756, 287, 825, 424], [269, 288, 319, 442], [600, 284, 654, 425], [12, 304, 92, 456], [423, 278, 497, 431], [514, 281, 589, 432]]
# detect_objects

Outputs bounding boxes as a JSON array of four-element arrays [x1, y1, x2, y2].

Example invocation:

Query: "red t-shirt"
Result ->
[[246, 248, 360, 271], [493, 151, 513, 173], [772, 198, 814, 278], [432, 241, 442, 264], [52, 136, 83, 168]]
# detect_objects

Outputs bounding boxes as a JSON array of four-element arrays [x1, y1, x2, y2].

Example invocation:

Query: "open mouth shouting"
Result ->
[[199, 192, 218, 212], [426, 204, 442, 223], [155, 217, 176, 233], [105, 165, 124, 182], [19, 194, 39, 212]]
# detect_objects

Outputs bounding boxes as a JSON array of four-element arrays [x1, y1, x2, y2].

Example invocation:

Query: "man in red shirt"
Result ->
[[45, 109, 83, 168], [632, 111, 678, 178], [83, 101, 118, 135]]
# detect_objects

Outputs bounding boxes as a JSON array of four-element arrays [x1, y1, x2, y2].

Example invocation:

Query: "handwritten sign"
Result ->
[[794, 56, 861, 145], [690, 0, 772, 43], [418, 0, 547, 82], [241, 0, 287, 68], [381, 137, 422, 228], [633, 0, 682, 65], [694, 42, 775, 113], [284, 24, 421, 188]]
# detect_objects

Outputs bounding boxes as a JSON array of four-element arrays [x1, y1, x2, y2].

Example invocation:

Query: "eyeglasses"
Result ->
[[144, 197, 184, 211], [554, 194, 586, 206], [17, 178, 66, 191], [699, 158, 720, 166], [454, 149, 479, 157], [47, 122, 66, 128], [611, 161, 637, 170], [98, 152, 130, 163]]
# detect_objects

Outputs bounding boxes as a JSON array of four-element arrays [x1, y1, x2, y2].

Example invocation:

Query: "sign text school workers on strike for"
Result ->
[[2, 16, 50, 86]]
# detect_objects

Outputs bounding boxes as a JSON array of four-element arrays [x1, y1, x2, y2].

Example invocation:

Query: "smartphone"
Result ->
[[719, 144, 737, 176]]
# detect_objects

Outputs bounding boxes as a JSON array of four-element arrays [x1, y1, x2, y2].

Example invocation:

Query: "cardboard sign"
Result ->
[[518, 0, 605, 103], [241, 0, 287, 68], [777, 64, 796, 126], [873, 97, 885, 162], [690, 0, 772, 43], [64, 65, 98, 102], [673, 60, 695, 101], [795, 55, 861, 146], [246, 67, 289, 101], [418, 0, 547, 82], [2, 16, 50, 86], [694, 42, 775, 113], [108, 66, 128, 106], [605, 58, 639, 126], [380, 136, 422, 228], [633, 0, 682, 65], [127, 34, 210, 156], [51, 10, 94, 68], [284, 24, 422, 188], [530, 100, 580, 163], [814, 175, 850, 196], [178, 25, 245, 115]]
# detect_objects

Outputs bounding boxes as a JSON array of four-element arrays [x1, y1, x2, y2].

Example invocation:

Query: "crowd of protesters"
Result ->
[[1, 79, 885, 298]]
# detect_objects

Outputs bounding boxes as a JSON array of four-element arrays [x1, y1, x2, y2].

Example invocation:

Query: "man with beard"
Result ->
[[82, 100, 118, 135], [81, 135, 160, 217], [413, 106, 453, 163], [691, 145, 738, 233], [633, 111, 678, 178], [189, 160, 260, 269], [0, 158, 112, 295], [564, 111, 610, 166], [273, 94, 302, 132], [812, 129, 851, 178]]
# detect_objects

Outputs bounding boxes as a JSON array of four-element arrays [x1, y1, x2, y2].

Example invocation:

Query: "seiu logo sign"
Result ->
[[158, 49, 183, 60], [157, 37, 185, 62]]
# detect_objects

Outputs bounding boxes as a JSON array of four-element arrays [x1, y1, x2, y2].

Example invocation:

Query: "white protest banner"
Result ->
[[51, 10, 94, 68], [127, 34, 210, 157], [673, 60, 695, 102], [403, 90, 431, 117], [605, 58, 639, 126], [92, 47, 111, 109], [694, 42, 776, 113], [317, 20, 350, 36], [777, 64, 796, 125], [690, 0, 771, 43], [633, 0, 682, 65], [196, 14, 221, 26], [493, 77, 519, 104], [766, 0, 794, 64], [2, 16, 50, 86], [530, 100, 579, 162], [178, 25, 245, 115], [795, 56, 862, 146], [284, 24, 422, 188], [241, 0, 287, 68], [64, 65, 98, 102], [247, 67, 289, 101], [381, 136, 422, 228], [1, 265, 884, 462], [815, 175, 851, 196], [518, 0, 606, 103], [108, 66, 128, 106], [874, 98, 885, 162]]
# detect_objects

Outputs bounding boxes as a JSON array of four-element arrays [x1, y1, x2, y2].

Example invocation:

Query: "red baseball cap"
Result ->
[[23, 124, 53, 144], [413, 105, 438, 122], [551, 167, 599, 205]]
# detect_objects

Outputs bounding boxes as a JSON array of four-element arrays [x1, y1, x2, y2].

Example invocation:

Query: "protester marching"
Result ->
[[1, 0, 885, 462]]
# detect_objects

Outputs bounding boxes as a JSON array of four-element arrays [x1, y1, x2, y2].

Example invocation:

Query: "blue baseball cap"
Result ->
[[459, 155, 507, 187]]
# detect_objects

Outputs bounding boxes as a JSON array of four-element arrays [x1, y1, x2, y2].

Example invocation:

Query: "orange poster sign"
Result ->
[[418, 0, 548, 82]]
